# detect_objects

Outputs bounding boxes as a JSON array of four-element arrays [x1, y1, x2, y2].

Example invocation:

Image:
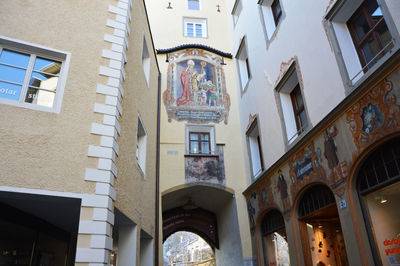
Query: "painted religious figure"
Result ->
[[163, 49, 230, 124], [276, 170, 291, 215]]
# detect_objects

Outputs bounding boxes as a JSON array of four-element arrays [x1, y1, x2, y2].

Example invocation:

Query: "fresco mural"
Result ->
[[244, 66, 400, 235], [185, 145, 225, 186], [163, 49, 230, 124]]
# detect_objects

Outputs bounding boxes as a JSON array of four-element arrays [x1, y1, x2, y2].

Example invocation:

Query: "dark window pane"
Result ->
[[360, 36, 381, 64], [200, 134, 209, 140], [0, 49, 30, 68], [25, 87, 55, 107], [376, 22, 392, 48], [0, 64, 27, 84], [299, 110, 307, 129], [353, 13, 370, 41], [0, 81, 22, 101], [294, 89, 303, 108]]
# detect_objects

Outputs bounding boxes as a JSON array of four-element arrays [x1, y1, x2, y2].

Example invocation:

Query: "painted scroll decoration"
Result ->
[[163, 49, 230, 124]]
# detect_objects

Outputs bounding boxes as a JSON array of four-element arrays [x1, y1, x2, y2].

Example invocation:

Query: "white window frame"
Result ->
[[275, 63, 309, 145], [187, 0, 201, 10], [258, 0, 284, 41], [185, 124, 216, 155], [0, 35, 70, 113], [232, 0, 243, 26], [142, 35, 151, 86], [235, 37, 251, 92], [325, 0, 399, 89], [246, 118, 264, 180], [136, 115, 147, 176], [183, 17, 208, 38]]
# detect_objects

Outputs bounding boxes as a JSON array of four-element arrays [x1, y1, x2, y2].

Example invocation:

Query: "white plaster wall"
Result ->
[[385, 0, 400, 34], [228, 0, 346, 177]]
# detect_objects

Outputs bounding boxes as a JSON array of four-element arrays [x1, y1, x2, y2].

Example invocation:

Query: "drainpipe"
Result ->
[[155, 71, 161, 265]]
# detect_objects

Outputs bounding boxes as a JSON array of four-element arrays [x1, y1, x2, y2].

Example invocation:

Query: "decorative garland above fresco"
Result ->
[[163, 49, 231, 124]]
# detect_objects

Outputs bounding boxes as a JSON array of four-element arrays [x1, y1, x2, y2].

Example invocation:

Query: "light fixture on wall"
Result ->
[[166, 53, 169, 63], [167, 2, 173, 9], [380, 196, 388, 203], [220, 57, 226, 65], [216, 5, 221, 12]]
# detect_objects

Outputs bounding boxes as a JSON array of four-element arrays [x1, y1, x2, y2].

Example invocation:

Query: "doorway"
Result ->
[[298, 185, 349, 266]]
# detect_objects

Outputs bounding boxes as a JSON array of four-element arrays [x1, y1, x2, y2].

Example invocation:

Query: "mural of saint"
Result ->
[[276, 170, 290, 214], [323, 126, 339, 170], [163, 49, 231, 124]]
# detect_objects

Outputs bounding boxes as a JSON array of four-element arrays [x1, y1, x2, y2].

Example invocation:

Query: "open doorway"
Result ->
[[163, 231, 215, 266], [298, 184, 349, 266]]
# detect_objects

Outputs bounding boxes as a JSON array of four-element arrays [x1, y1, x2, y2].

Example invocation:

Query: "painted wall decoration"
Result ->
[[244, 66, 400, 236], [163, 49, 230, 124], [185, 145, 226, 186]]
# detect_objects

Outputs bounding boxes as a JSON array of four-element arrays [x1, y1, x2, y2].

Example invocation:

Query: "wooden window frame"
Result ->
[[189, 132, 211, 154], [271, 0, 282, 27], [347, 0, 391, 69], [290, 84, 306, 133]]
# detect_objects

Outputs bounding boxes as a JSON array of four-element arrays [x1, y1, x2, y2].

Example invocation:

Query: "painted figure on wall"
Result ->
[[163, 49, 231, 124], [324, 126, 339, 170], [276, 170, 291, 215]]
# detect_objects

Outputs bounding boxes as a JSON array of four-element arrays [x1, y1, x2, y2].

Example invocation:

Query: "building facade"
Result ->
[[229, 0, 400, 265], [144, 0, 253, 265], [0, 0, 159, 265]]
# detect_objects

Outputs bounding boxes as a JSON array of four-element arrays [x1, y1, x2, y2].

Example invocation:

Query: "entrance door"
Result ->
[[298, 185, 349, 266]]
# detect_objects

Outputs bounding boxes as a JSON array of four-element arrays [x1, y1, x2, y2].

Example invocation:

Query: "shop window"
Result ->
[[276, 63, 308, 144], [142, 36, 150, 85], [0, 36, 70, 113], [136, 116, 147, 175], [261, 210, 290, 266], [185, 125, 215, 155], [325, 0, 396, 84], [259, 0, 284, 40], [298, 184, 349, 266], [235, 37, 251, 92], [183, 18, 207, 38], [357, 137, 400, 266], [232, 0, 243, 26], [188, 0, 200, 10], [246, 118, 264, 179]]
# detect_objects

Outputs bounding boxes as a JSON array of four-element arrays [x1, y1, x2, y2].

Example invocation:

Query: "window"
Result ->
[[136, 116, 147, 175], [325, 0, 396, 84], [276, 63, 308, 144], [236, 38, 251, 91], [347, 0, 392, 71], [183, 18, 207, 38], [0, 36, 70, 113], [259, 0, 284, 40], [188, 0, 200, 10], [142, 36, 150, 85], [357, 137, 400, 265], [189, 132, 210, 154], [271, 0, 282, 26], [185, 125, 215, 155], [232, 0, 243, 25], [246, 118, 264, 179], [290, 85, 307, 134]]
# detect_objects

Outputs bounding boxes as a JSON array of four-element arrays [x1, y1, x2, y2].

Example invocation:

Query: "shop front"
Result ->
[[245, 64, 400, 265]]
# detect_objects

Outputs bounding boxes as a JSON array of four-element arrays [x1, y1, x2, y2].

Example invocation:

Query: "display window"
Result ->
[[298, 185, 349, 266], [357, 137, 400, 266], [261, 210, 290, 266]]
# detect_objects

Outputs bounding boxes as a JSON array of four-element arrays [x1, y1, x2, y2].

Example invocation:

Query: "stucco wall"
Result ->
[[114, 0, 159, 237], [0, 0, 115, 194]]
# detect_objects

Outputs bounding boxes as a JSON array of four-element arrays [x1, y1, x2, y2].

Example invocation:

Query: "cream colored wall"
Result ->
[[0, 0, 116, 194], [145, 0, 232, 52], [114, 0, 159, 237]]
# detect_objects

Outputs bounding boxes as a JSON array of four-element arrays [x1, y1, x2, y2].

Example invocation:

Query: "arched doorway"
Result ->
[[260, 209, 290, 266], [163, 231, 215, 266], [357, 137, 400, 266], [297, 184, 349, 266]]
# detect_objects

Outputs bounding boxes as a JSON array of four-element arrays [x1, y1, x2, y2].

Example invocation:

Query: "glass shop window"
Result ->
[[358, 137, 400, 266]]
